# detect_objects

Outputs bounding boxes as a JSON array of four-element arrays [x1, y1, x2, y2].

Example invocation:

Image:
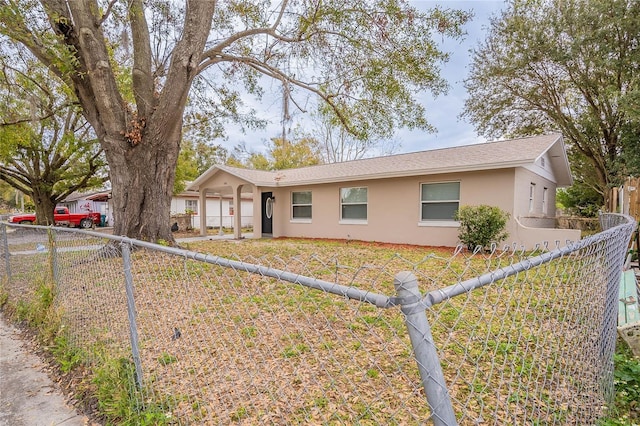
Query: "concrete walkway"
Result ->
[[0, 314, 91, 426]]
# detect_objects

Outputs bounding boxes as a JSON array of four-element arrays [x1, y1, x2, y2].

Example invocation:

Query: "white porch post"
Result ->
[[233, 185, 242, 239], [253, 186, 262, 238], [199, 189, 207, 236], [218, 194, 224, 236]]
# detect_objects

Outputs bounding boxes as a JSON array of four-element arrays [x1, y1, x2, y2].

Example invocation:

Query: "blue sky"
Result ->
[[401, 0, 507, 152], [228, 0, 507, 155]]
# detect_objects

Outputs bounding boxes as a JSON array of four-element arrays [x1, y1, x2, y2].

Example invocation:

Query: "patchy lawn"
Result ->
[[5, 235, 615, 424]]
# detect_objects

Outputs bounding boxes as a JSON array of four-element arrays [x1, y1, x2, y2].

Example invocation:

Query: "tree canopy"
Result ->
[[0, 49, 106, 225], [228, 137, 321, 170], [0, 0, 470, 242], [463, 0, 640, 209], [174, 139, 229, 194]]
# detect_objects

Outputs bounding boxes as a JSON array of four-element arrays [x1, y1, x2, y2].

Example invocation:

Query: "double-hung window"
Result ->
[[529, 183, 536, 213], [340, 187, 367, 222], [421, 182, 460, 221], [292, 191, 312, 220]]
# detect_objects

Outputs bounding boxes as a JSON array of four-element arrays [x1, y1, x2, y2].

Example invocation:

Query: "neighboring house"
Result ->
[[187, 133, 581, 249], [60, 189, 253, 230], [171, 190, 254, 229], [59, 191, 111, 226]]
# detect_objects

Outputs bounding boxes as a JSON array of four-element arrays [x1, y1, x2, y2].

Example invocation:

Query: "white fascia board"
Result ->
[[274, 161, 532, 187]]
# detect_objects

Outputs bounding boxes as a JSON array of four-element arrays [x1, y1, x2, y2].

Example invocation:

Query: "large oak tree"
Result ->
[[463, 0, 640, 209], [0, 0, 469, 242], [0, 50, 106, 225]]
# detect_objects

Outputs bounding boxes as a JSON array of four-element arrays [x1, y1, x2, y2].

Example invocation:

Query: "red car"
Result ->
[[8, 206, 101, 229]]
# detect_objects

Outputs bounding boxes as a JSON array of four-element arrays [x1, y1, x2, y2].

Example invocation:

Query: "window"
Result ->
[[292, 191, 312, 220], [542, 187, 548, 214], [340, 187, 367, 221], [185, 199, 198, 214], [421, 182, 460, 221], [529, 183, 536, 212]]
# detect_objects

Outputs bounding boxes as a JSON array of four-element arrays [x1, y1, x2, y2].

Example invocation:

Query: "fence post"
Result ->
[[47, 228, 59, 285], [394, 271, 457, 426], [1, 223, 10, 280], [121, 241, 144, 388]]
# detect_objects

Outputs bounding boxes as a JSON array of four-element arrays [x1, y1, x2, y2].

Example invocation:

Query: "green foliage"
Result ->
[[0, 0, 471, 240], [0, 51, 107, 223], [455, 205, 510, 250], [0, 278, 7, 307], [174, 143, 200, 195], [556, 185, 603, 217], [600, 340, 640, 425], [270, 137, 321, 170], [93, 357, 171, 425], [156, 239, 170, 247], [2, 259, 172, 425], [174, 139, 229, 194], [228, 137, 321, 170], [464, 0, 640, 206], [14, 276, 55, 330], [50, 333, 84, 373], [157, 352, 178, 366]]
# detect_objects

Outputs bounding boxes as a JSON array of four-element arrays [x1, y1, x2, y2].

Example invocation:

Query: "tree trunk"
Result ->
[[32, 192, 56, 226], [107, 121, 181, 243]]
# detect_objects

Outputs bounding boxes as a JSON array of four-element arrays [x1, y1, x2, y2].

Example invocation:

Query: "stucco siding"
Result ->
[[188, 134, 578, 249], [513, 217, 581, 248], [514, 167, 558, 221], [273, 169, 517, 247]]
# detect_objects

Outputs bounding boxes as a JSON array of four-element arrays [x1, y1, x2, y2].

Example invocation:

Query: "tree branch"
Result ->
[[128, 0, 155, 117]]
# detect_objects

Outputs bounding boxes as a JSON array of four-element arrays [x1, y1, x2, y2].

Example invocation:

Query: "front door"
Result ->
[[261, 192, 273, 235]]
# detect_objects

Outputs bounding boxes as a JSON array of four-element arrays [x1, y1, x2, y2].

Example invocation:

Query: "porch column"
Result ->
[[252, 186, 262, 238], [218, 194, 224, 236], [233, 185, 242, 239], [199, 189, 207, 236]]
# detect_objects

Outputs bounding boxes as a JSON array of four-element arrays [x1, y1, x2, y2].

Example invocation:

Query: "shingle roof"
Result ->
[[188, 133, 572, 190]]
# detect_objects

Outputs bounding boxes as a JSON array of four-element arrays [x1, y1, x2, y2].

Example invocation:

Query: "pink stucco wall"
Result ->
[[270, 169, 505, 247], [196, 166, 580, 249]]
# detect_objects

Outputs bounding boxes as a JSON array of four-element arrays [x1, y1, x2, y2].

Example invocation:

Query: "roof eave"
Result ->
[[273, 161, 533, 187]]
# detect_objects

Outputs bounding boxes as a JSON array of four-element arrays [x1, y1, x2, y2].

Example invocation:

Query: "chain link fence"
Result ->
[[0, 213, 635, 425]]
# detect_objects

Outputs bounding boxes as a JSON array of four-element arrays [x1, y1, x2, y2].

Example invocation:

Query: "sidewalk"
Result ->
[[0, 314, 91, 426]]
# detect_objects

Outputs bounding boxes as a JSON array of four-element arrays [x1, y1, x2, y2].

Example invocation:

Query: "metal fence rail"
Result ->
[[0, 214, 635, 425]]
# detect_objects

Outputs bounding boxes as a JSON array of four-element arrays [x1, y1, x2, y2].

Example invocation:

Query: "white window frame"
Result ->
[[339, 187, 368, 224], [529, 183, 536, 213], [185, 199, 198, 215], [419, 182, 461, 225], [291, 191, 312, 223], [542, 187, 548, 215]]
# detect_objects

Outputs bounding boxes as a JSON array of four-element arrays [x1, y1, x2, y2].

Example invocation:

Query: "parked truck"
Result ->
[[8, 206, 101, 229]]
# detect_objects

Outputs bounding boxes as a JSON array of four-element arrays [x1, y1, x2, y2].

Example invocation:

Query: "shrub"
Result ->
[[455, 205, 510, 251]]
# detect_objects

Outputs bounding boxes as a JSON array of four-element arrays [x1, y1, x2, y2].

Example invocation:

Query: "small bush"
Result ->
[[455, 205, 510, 250]]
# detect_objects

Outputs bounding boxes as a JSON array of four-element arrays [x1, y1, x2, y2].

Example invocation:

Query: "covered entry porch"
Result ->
[[186, 166, 276, 239]]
